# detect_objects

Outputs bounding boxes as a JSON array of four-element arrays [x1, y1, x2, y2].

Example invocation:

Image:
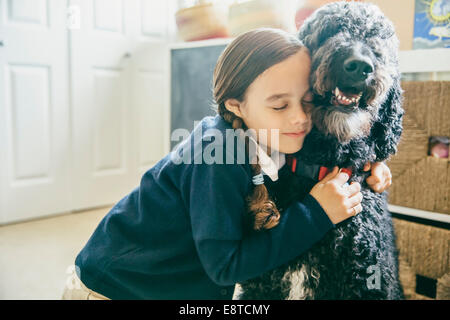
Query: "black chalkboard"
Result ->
[[170, 45, 227, 149]]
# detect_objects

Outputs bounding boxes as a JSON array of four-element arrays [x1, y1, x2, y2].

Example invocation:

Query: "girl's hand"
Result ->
[[363, 162, 392, 193], [309, 167, 363, 225]]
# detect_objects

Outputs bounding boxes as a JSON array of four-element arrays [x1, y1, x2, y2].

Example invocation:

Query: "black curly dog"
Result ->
[[237, 2, 405, 299]]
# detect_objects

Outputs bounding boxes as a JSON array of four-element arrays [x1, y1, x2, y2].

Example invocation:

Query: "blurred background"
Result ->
[[0, 0, 449, 300]]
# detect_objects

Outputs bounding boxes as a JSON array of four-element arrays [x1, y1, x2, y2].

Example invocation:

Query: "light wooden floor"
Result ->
[[0, 206, 111, 300]]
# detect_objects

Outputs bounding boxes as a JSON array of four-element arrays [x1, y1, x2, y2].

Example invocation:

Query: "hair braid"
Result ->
[[221, 108, 281, 231]]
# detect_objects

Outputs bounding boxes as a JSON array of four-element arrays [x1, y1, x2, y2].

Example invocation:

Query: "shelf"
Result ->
[[399, 48, 450, 73], [169, 37, 233, 49], [388, 204, 450, 224], [169, 38, 450, 73]]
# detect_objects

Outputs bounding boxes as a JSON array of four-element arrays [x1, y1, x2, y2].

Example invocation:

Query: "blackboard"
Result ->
[[170, 45, 227, 150]]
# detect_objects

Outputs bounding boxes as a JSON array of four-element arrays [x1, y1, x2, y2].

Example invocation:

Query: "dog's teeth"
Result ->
[[334, 89, 362, 106]]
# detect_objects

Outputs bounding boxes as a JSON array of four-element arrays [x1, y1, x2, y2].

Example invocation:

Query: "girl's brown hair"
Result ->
[[213, 28, 305, 230]]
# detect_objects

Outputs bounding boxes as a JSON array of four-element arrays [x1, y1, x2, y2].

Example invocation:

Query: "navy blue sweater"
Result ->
[[75, 115, 335, 300]]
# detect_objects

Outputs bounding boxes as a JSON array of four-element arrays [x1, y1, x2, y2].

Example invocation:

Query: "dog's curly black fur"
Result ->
[[236, 2, 405, 299]]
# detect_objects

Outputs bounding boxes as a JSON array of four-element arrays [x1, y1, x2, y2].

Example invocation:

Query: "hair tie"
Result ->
[[262, 211, 277, 227], [252, 173, 264, 185]]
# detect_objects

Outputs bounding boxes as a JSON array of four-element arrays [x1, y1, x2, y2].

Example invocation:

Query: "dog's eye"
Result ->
[[373, 51, 382, 59], [302, 90, 319, 104], [301, 99, 314, 113], [301, 98, 313, 105]]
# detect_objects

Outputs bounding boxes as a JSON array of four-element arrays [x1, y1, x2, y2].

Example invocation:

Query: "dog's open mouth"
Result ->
[[331, 87, 363, 108]]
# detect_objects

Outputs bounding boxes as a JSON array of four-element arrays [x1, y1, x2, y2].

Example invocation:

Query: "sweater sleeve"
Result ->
[[185, 160, 335, 286]]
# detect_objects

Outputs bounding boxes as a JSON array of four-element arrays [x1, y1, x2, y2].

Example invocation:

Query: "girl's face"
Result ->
[[225, 49, 312, 154]]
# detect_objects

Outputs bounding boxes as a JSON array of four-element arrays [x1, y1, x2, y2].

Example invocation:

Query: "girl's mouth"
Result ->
[[282, 131, 306, 138]]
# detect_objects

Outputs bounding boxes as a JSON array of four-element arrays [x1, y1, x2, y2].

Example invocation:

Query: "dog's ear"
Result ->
[[297, 12, 332, 52], [371, 78, 404, 161], [297, 3, 345, 51], [297, 20, 314, 49]]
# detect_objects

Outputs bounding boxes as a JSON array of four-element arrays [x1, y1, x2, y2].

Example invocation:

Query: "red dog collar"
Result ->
[[317, 166, 353, 181], [286, 155, 353, 181]]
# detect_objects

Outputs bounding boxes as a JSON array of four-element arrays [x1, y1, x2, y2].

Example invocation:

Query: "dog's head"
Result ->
[[298, 2, 400, 144]]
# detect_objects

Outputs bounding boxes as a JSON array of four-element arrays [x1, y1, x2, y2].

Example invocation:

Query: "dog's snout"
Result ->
[[343, 56, 374, 81]]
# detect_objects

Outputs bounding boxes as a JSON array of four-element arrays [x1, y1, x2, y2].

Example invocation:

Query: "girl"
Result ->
[[62, 28, 392, 300]]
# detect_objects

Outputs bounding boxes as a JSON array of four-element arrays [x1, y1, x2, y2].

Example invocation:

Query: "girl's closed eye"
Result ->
[[273, 104, 288, 111], [273, 97, 309, 111]]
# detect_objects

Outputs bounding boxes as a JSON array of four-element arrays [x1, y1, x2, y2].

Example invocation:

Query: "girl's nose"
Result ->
[[290, 102, 308, 125]]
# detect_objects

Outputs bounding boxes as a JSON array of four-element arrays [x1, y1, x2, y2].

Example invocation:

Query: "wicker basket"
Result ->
[[387, 81, 450, 214], [175, 2, 229, 41], [228, 0, 289, 37], [393, 218, 449, 299]]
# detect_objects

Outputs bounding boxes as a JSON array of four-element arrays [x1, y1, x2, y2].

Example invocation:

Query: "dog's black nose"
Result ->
[[343, 56, 374, 81]]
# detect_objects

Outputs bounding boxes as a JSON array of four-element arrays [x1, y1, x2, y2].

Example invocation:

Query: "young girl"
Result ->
[[62, 28, 392, 300]]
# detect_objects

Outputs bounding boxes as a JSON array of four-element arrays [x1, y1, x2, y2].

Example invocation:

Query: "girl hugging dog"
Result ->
[[62, 28, 391, 300]]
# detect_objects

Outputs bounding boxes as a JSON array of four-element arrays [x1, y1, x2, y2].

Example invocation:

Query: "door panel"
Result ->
[[0, 0, 70, 224], [70, 0, 133, 210], [70, 0, 169, 210]]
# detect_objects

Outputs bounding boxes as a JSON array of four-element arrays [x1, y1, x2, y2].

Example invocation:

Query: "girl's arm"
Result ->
[[195, 196, 331, 286], [185, 161, 334, 286]]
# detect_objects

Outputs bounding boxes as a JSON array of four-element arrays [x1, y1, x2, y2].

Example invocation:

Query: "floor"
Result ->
[[0, 205, 244, 300], [0, 206, 111, 300], [3, 206, 435, 300]]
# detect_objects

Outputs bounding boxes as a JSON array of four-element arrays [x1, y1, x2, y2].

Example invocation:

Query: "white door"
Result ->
[[129, 42, 169, 181], [128, 0, 170, 180], [70, 0, 169, 211], [0, 0, 70, 224]]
